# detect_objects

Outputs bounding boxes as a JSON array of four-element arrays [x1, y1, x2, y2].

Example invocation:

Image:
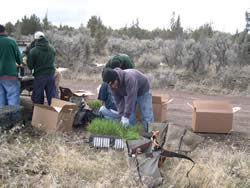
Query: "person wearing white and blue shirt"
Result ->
[[98, 82, 121, 121]]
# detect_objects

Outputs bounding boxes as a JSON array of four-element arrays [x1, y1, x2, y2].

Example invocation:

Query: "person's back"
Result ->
[[27, 31, 57, 105], [103, 68, 153, 132], [0, 31, 22, 77], [105, 53, 135, 70], [101, 53, 135, 107], [27, 37, 56, 77], [110, 68, 150, 116], [0, 24, 23, 106]]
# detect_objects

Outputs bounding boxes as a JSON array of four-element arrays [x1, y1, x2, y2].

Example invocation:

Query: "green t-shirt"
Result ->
[[105, 54, 135, 69], [27, 38, 56, 77], [0, 34, 22, 76]]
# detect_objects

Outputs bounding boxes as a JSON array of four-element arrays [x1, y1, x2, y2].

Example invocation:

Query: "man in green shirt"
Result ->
[[0, 25, 23, 106], [27, 31, 57, 105], [104, 53, 135, 69]]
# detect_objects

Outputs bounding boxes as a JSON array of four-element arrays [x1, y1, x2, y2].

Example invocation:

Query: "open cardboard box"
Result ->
[[72, 90, 95, 97], [59, 87, 94, 102], [191, 100, 233, 133], [32, 98, 77, 133], [72, 90, 95, 103], [136, 94, 169, 122], [72, 89, 94, 97]]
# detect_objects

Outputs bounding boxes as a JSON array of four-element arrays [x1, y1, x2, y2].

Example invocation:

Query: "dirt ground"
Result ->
[[21, 78, 250, 138], [13, 78, 249, 188], [59, 79, 250, 136]]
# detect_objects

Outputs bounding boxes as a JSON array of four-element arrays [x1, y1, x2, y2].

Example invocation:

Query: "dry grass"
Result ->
[[145, 65, 250, 96], [0, 124, 138, 188], [161, 135, 250, 188], [0, 123, 249, 188]]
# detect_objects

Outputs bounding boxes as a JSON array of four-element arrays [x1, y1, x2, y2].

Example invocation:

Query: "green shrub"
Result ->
[[88, 118, 141, 140]]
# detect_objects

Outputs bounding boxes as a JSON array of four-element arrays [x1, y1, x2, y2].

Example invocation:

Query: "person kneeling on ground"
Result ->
[[98, 82, 120, 120], [103, 68, 154, 132]]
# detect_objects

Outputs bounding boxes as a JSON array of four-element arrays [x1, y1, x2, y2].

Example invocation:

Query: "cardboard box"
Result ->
[[32, 98, 77, 133], [72, 90, 94, 97], [72, 90, 95, 103], [59, 87, 94, 101], [136, 95, 168, 122], [192, 100, 233, 133]]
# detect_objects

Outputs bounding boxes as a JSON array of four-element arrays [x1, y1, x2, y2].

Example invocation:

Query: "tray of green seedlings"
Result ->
[[87, 99, 102, 113], [88, 118, 142, 149]]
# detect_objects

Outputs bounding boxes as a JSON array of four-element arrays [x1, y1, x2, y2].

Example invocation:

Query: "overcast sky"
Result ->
[[1, 0, 249, 33]]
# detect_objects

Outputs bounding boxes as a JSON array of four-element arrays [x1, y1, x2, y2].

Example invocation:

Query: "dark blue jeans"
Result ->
[[32, 74, 57, 105], [129, 91, 154, 132]]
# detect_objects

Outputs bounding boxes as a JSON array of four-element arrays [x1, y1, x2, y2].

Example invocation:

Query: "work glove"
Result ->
[[121, 116, 129, 127]]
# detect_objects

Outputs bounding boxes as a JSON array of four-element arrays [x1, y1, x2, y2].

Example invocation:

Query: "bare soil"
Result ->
[[21, 78, 250, 138], [59, 79, 250, 136]]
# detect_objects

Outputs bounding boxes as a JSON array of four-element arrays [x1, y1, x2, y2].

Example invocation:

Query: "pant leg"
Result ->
[[32, 76, 46, 104], [128, 102, 137, 125], [44, 75, 57, 105], [0, 79, 7, 106], [0, 79, 20, 106], [99, 106, 121, 121], [0, 79, 21, 121], [137, 91, 154, 132]]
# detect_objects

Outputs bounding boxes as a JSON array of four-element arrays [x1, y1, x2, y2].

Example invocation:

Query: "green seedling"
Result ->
[[88, 118, 141, 140]]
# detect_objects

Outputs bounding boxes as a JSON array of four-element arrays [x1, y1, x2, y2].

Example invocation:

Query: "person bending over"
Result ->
[[103, 68, 154, 132]]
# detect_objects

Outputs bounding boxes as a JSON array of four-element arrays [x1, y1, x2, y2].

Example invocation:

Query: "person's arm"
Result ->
[[123, 76, 137, 118], [27, 50, 34, 70], [98, 83, 108, 105], [111, 89, 125, 115], [15, 42, 23, 65]]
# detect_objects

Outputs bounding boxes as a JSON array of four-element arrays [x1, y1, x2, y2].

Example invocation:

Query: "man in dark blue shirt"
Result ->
[[98, 82, 120, 120]]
